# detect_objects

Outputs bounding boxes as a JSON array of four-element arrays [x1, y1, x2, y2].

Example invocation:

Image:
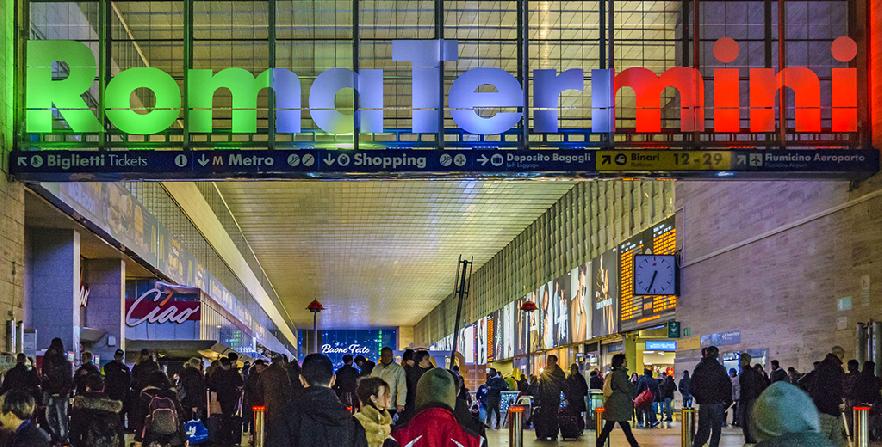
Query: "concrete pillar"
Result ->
[[83, 259, 125, 363], [28, 229, 80, 357]]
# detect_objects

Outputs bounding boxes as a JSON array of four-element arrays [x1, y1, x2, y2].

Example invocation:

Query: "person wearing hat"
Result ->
[[392, 368, 483, 447], [102, 349, 131, 427], [751, 381, 833, 447]]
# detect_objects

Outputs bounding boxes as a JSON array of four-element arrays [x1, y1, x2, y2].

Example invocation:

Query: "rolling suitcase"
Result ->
[[559, 410, 582, 439]]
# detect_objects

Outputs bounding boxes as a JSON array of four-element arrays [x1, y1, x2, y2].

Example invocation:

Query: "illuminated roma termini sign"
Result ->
[[26, 37, 859, 136]]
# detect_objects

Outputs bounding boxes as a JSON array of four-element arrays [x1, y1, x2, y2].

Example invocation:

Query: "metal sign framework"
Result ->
[[13, 0, 873, 153]]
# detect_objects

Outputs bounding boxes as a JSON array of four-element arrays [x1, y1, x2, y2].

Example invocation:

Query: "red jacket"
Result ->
[[393, 406, 484, 447]]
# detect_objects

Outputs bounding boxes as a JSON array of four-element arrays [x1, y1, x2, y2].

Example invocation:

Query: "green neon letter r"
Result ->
[[26, 40, 101, 133]]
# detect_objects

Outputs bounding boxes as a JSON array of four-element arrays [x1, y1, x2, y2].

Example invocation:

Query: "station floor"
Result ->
[[487, 425, 747, 447]]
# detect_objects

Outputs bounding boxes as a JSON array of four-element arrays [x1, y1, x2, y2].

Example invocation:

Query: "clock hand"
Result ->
[[648, 270, 658, 292]]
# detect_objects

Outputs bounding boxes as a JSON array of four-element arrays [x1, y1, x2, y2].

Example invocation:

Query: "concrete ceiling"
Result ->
[[213, 180, 576, 328]]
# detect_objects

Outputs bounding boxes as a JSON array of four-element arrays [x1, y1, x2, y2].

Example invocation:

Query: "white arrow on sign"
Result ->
[[324, 155, 336, 166], [478, 154, 490, 166], [17, 157, 28, 167], [197, 155, 210, 167]]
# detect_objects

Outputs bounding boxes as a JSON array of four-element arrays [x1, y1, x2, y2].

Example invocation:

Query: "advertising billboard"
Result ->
[[569, 263, 592, 343], [592, 249, 620, 337]]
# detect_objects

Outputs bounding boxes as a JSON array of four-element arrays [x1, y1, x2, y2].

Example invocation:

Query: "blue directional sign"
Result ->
[[8, 149, 878, 181]]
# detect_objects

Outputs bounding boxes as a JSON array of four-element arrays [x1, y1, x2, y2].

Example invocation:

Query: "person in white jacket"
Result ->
[[371, 347, 407, 417]]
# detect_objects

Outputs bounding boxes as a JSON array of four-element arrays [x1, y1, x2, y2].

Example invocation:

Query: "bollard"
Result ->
[[595, 408, 608, 447], [854, 406, 870, 447], [681, 408, 695, 447], [509, 405, 525, 447], [253, 405, 266, 447]]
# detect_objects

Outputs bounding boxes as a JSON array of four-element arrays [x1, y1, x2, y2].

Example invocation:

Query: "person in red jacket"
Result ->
[[393, 368, 484, 447]]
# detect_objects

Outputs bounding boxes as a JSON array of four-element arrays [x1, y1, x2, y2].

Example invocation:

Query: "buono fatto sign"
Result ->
[[26, 37, 860, 136]]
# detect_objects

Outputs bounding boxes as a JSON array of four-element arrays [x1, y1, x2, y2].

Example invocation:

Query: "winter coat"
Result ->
[[678, 377, 691, 397], [336, 364, 360, 396], [538, 365, 566, 413], [372, 361, 408, 409], [565, 373, 588, 412], [354, 404, 393, 447], [131, 359, 160, 393], [690, 358, 732, 405], [602, 367, 635, 422], [261, 363, 296, 446], [283, 386, 369, 447], [0, 364, 42, 402], [5, 421, 51, 447], [244, 369, 264, 409], [69, 392, 124, 447], [359, 360, 376, 378], [102, 360, 131, 402], [589, 375, 603, 390], [287, 361, 306, 397], [41, 354, 73, 396], [809, 358, 844, 416], [178, 366, 206, 411], [852, 370, 882, 405], [485, 376, 508, 402], [770, 368, 789, 384], [403, 365, 428, 413], [209, 367, 243, 413], [392, 406, 483, 447], [660, 377, 676, 400], [741, 367, 767, 402], [74, 363, 101, 395]]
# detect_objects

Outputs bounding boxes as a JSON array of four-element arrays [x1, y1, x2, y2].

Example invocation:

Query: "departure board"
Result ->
[[619, 217, 678, 331]]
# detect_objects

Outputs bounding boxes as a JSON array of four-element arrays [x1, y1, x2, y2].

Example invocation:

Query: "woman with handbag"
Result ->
[[596, 354, 640, 447]]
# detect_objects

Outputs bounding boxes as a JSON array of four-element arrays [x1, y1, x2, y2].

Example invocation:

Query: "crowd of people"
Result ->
[[0, 341, 494, 447]]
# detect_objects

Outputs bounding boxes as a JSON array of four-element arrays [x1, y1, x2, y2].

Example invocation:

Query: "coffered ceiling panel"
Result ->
[[215, 180, 576, 328]]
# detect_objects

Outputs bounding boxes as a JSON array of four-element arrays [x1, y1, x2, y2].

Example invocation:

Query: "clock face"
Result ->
[[634, 255, 677, 295]]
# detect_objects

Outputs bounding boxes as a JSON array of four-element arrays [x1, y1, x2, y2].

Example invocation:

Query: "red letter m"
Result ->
[[614, 67, 705, 133]]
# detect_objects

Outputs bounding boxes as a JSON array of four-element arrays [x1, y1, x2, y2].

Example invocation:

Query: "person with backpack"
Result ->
[[41, 338, 73, 445], [137, 370, 185, 447], [596, 354, 639, 447], [0, 389, 51, 447], [69, 372, 124, 447], [283, 353, 368, 447], [635, 368, 659, 428]]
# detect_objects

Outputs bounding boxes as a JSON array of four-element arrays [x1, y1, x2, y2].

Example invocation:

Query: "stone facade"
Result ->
[[674, 176, 882, 373], [0, 0, 26, 351]]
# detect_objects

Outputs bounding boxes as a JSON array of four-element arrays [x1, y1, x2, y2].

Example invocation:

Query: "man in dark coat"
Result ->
[[0, 389, 51, 447], [130, 349, 160, 394], [283, 354, 368, 447], [535, 355, 566, 440], [770, 360, 789, 384], [635, 368, 660, 428], [738, 353, 766, 444], [102, 349, 131, 429], [334, 355, 360, 408], [0, 354, 41, 402], [243, 360, 266, 435], [42, 338, 73, 444], [210, 357, 244, 447], [74, 351, 101, 396], [260, 355, 295, 446], [69, 373, 124, 447], [690, 346, 732, 447], [179, 357, 206, 421], [809, 353, 847, 447], [588, 370, 603, 390], [355, 355, 375, 378], [484, 368, 509, 430], [287, 357, 305, 398]]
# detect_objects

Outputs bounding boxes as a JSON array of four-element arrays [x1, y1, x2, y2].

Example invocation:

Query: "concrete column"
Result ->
[[28, 229, 80, 357], [83, 259, 125, 363]]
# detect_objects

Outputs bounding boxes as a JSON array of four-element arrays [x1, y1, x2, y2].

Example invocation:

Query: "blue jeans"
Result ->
[[663, 398, 673, 421], [693, 403, 725, 447], [683, 395, 693, 408]]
